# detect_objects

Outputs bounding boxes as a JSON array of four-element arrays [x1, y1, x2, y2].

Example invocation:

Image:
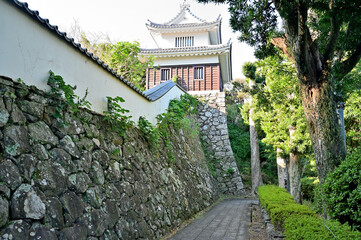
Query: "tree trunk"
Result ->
[[299, 81, 346, 183], [276, 148, 289, 191], [287, 127, 302, 203], [249, 107, 263, 195], [288, 151, 302, 203]]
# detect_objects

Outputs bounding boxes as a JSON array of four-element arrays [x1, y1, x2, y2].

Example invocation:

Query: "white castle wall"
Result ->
[[0, 1, 184, 124]]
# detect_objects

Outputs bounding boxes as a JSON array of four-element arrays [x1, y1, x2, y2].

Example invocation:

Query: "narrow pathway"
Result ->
[[168, 199, 258, 240]]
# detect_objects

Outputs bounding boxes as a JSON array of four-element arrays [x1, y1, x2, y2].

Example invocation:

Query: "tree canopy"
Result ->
[[199, 0, 361, 183], [81, 36, 154, 91]]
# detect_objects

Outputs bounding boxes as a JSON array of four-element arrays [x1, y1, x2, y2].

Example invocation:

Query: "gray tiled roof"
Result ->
[[146, 20, 220, 29], [144, 80, 187, 101], [7, 0, 152, 101], [140, 41, 231, 55]]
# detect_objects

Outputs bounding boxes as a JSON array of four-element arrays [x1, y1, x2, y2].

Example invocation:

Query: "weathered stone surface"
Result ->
[[92, 149, 110, 167], [3, 125, 30, 156], [18, 100, 44, 119], [0, 160, 22, 191], [28, 121, 59, 146], [115, 218, 133, 240], [67, 172, 90, 193], [86, 186, 105, 208], [33, 144, 49, 160], [103, 199, 120, 228], [0, 102, 9, 127], [0, 183, 10, 199], [45, 197, 65, 229], [76, 137, 94, 151], [28, 93, 48, 104], [105, 184, 121, 200], [60, 135, 80, 158], [58, 224, 87, 240], [196, 92, 244, 194], [11, 184, 46, 220], [101, 229, 119, 240], [49, 148, 76, 172], [0, 77, 222, 239], [54, 113, 84, 136], [75, 151, 92, 173], [17, 154, 37, 182], [10, 103, 26, 124], [78, 209, 106, 237], [60, 192, 85, 222], [105, 161, 122, 182], [0, 197, 8, 228], [36, 161, 67, 196], [0, 220, 30, 240], [89, 161, 104, 185], [28, 224, 57, 240]]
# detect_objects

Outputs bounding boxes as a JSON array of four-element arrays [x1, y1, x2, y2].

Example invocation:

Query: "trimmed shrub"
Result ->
[[258, 185, 294, 210], [258, 185, 314, 227], [323, 148, 361, 229], [284, 215, 361, 240], [258, 185, 361, 239], [269, 204, 315, 227]]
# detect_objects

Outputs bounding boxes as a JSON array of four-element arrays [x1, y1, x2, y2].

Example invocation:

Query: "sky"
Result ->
[[24, 0, 256, 79]]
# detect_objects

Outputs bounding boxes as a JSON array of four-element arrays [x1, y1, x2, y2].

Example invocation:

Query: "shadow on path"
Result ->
[[168, 199, 258, 240]]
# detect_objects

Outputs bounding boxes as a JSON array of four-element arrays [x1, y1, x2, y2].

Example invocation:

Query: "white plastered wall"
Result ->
[[0, 1, 184, 124], [155, 31, 210, 48]]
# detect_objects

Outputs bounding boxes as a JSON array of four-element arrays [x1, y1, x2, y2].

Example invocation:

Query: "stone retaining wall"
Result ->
[[195, 92, 244, 195], [0, 76, 218, 239]]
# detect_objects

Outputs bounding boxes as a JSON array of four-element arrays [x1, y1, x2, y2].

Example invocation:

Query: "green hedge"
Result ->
[[258, 185, 361, 239], [323, 148, 361, 229], [284, 215, 361, 240]]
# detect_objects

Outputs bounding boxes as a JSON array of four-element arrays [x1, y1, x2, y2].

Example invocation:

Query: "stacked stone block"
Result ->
[[195, 92, 244, 195], [0, 76, 218, 240]]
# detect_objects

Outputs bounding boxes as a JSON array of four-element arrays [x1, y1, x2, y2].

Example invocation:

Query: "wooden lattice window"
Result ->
[[160, 68, 171, 82], [194, 66, 204, 80]]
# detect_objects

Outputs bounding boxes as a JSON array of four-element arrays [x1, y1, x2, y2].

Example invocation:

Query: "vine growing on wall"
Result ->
[[46, 71, 203, 164], [138, 116, 160, 149], [47, 70, 91, 121], [103, 96, 134, 136]]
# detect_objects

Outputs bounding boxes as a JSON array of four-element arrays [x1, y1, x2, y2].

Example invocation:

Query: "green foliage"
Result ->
[[344, 91, 361, 150], [270, 204, 315, 228], [47, 70, 91, 119], [242, 62, 257, 80], [258, 185, 297, 212], [258, 185, 315, 227], [323, 148, 361, 229], [301, 177, 318, 201], [171, 75, 179, 83], [227, 104, 277, 185], [258, 185, 361, 239], [259, 141, 277, 184], [156, 94, 199, 164], [226, 167, 235, 175], [103, 96, 134, 136], [227, 104, 251, 175], [138, 116, 159, 148], [284, 215, 361, 240], [312, 183, 326, 215], [199, 0, 280, 59], [81, 37, 154, 90]]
